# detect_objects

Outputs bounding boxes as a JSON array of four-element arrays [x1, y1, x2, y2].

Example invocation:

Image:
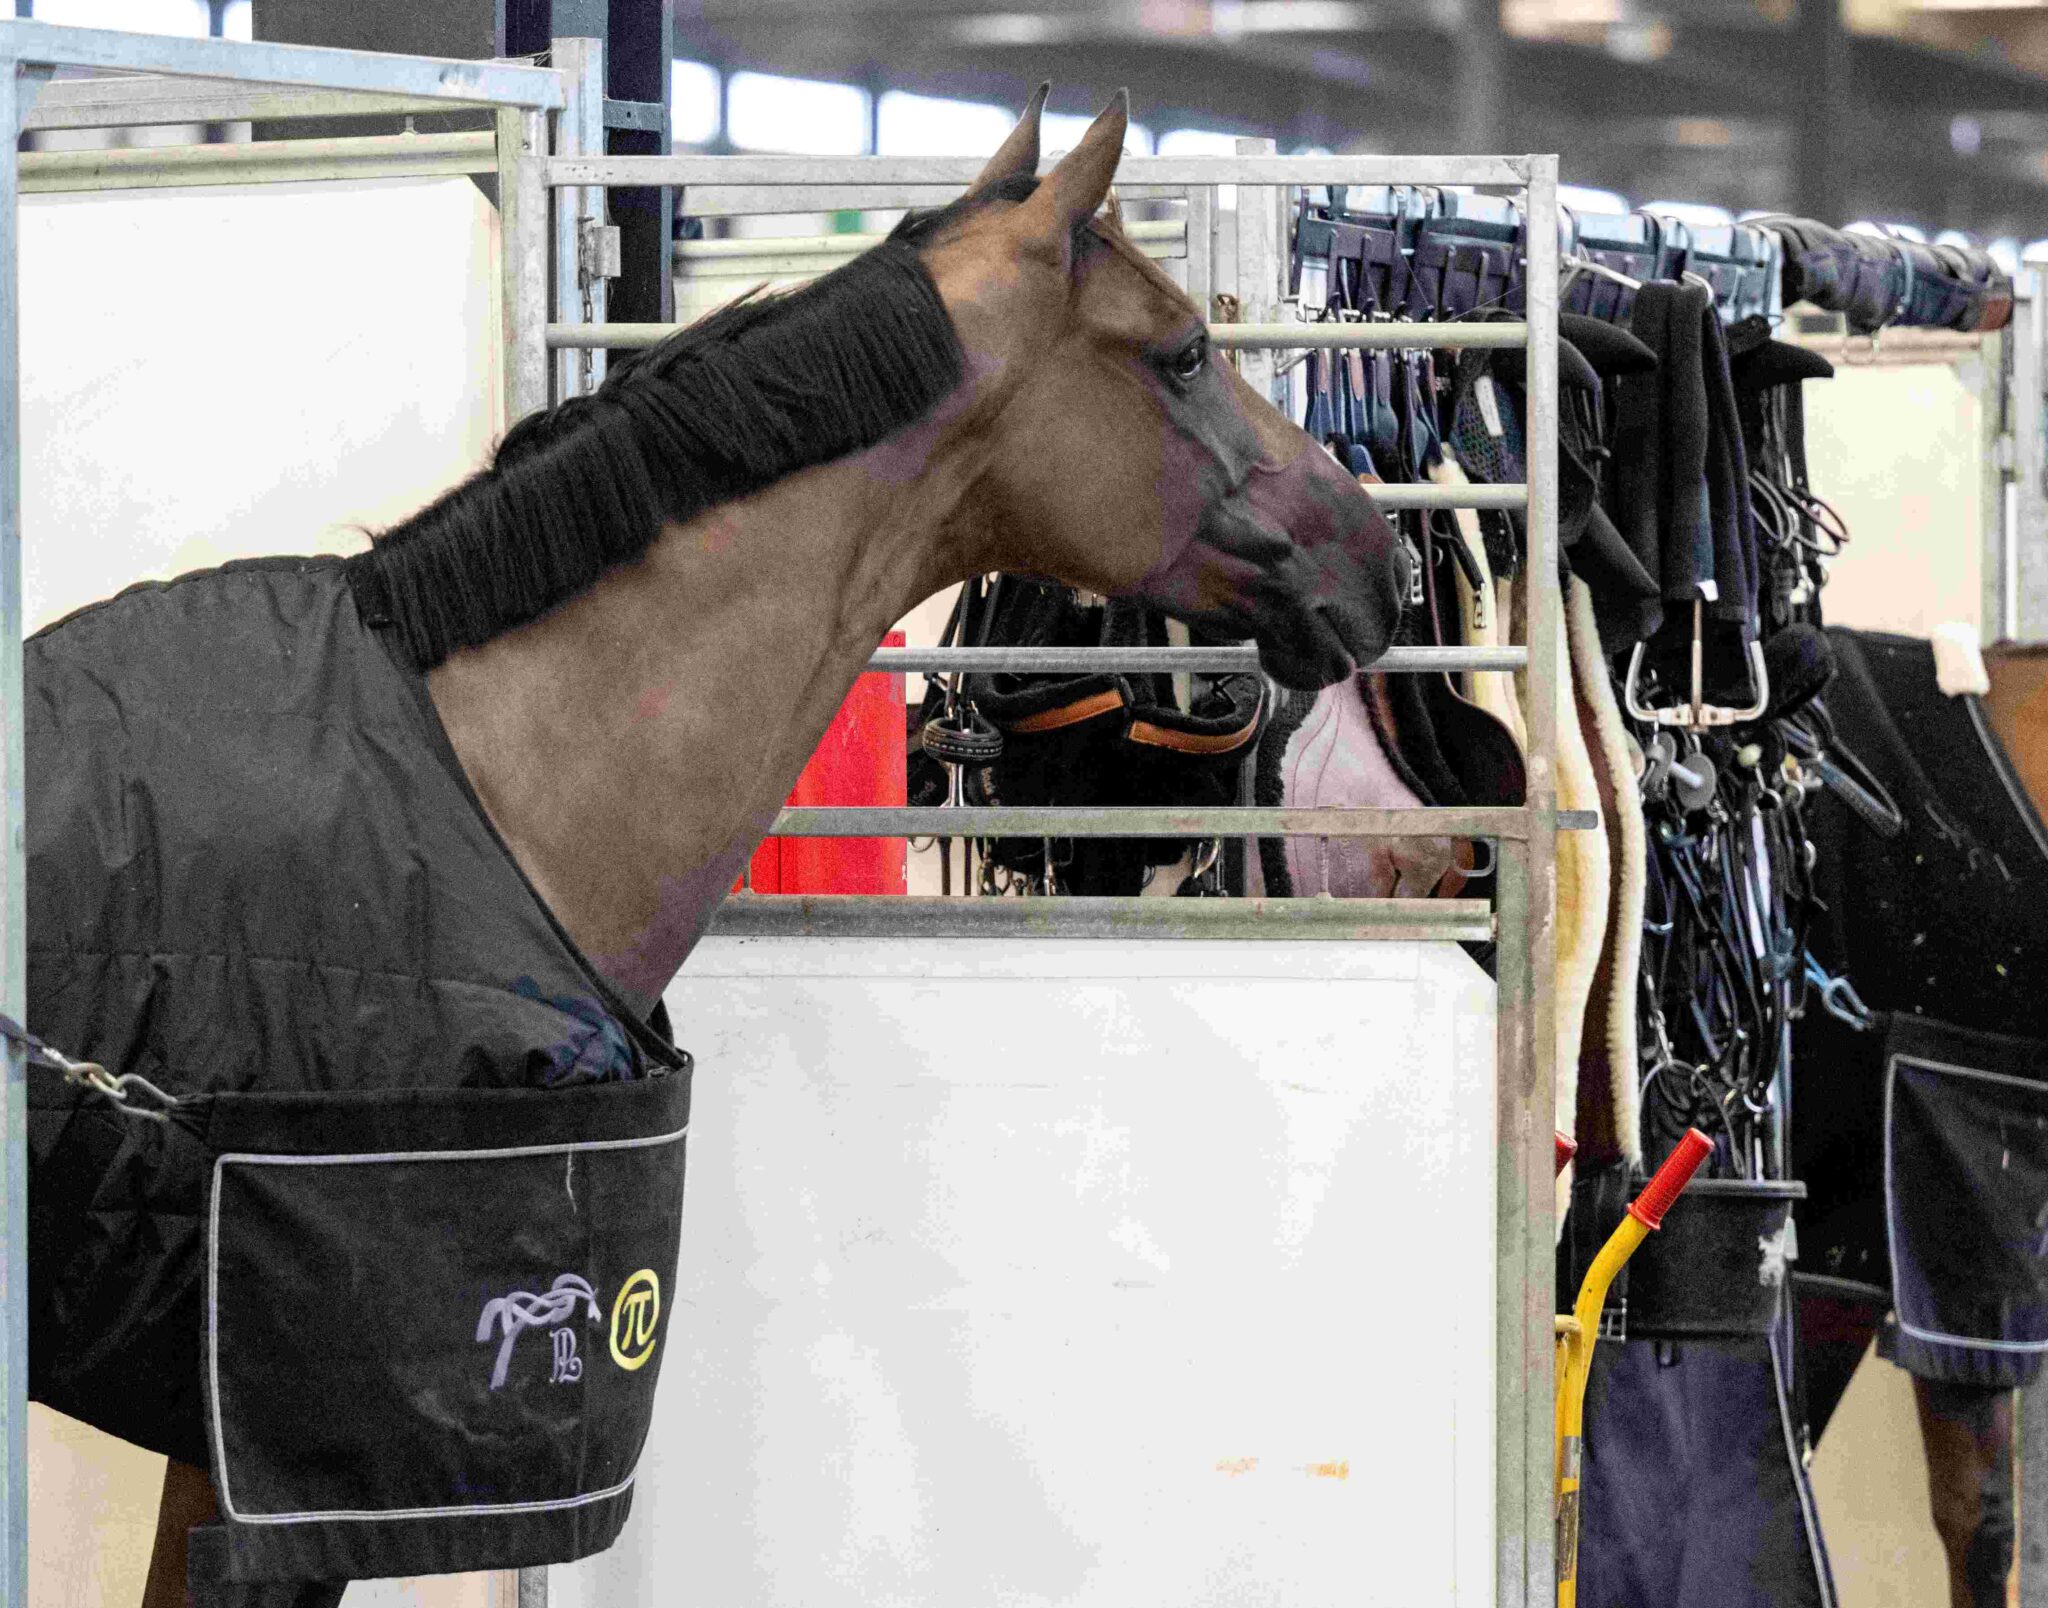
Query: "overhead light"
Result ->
[[1914, 0, 2046, 11], [946, 13, 1076, 45], [1214, 0, 1378, 31], [1951, 114, 1983, 156], [1606, 19, 1673, 61]]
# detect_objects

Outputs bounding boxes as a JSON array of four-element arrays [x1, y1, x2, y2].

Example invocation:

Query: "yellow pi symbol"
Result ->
[[608, 1269, 661, 1371]]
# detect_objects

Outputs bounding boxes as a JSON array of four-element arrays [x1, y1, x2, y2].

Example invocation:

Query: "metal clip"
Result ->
[[1623, 598, 1770, 729], [1, 1011, 178, 1123], [578, 220, 622, 283], [1804, 956, 1874, 1032]]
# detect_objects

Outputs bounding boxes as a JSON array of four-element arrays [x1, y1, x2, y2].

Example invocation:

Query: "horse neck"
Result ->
[[424, 437, 982, 1017]]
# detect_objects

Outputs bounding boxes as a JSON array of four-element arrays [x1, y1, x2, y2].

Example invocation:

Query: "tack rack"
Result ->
[[0, 23, 1572, 1608]]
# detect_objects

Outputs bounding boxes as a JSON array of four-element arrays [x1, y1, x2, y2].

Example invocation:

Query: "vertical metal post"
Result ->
[[2011, 271, 2046, 642], [1492, 839, 1534, 1608], [1185, 184, 1213, 333], [1232, 137, 1281, 404], [1499, 150, 1563, 1608], [1, 50, 27, 1608], [2023, 1367, 2048, 1608], [497, 105, 550, 423], [551, 35, 606, 399]]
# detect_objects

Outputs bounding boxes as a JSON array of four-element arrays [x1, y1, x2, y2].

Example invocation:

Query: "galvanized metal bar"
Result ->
[[20, 130, 495, 194], [1, 53, 25, 1608], [1213, 322, 1528, 351], [549, 324, 1530, 377], [866, 644, 1530, 674], [497, 107, 550, 423], [674, 218, 1185, 262], [2011, 272, 2046, 641], [23, 76, 469, 130], [1184, 185, 1213, 316], [2023, 1365, 2048, 1608], [1510, 151, 1563, 1608], [771, 805, 1534, 840], [0, 19, 562, 108], [710, 893, 1494, 943], [1229, 138, 1281, 400], [1491, 840, 1535, 1608], [551, 36, 606, 398], [555, 153, 1528, 188], [1369, 483, 1525, 511]]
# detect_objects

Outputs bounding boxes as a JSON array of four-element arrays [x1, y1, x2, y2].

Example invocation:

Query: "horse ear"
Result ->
[[1015, 90, 1127, 253], [965, 81, 1049, 199]]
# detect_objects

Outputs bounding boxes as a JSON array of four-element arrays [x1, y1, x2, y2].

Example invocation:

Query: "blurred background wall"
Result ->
[[23, 0, 2048, 256]]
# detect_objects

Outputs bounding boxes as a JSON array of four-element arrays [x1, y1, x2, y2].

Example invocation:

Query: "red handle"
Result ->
[[1627, 1128, 1713, 1230], [1554, 1131, 1579, 1178]]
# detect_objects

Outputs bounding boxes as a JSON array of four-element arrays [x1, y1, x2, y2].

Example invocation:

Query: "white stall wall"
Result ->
[[21, 174, 503, 1608], [21, 175, 502, 633], [553, 936, 1499, 1608], [1798, 343, 2003, 640]]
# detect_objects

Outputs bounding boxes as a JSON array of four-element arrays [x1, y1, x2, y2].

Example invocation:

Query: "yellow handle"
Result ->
[[1555, 1129, 1711, 1606], [1555, 1215, 1647, 1607]]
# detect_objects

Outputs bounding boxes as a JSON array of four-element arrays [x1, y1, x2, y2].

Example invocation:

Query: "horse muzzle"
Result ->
[[1192, 452, 1408, 690]]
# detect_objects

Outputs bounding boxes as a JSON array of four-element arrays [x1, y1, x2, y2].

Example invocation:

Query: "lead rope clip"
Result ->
[[0, 1010, 179, 1124]]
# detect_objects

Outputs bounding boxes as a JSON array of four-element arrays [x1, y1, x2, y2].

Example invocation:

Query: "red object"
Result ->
[[1554, 1132, 1579, 1178], [1627, 1128, 1714, 1231], [740, 631, 907, 896]]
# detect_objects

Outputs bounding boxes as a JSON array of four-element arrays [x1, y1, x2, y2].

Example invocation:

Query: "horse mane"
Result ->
[[348, 235, 964, 670]]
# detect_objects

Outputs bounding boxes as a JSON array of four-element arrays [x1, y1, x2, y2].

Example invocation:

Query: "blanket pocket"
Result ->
[[1882, 1014, 2048, 1388], [197, 1067, 691, 1582]]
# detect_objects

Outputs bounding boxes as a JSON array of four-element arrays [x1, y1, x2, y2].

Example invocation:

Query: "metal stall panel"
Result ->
[[554, 937, 1499, 1608]]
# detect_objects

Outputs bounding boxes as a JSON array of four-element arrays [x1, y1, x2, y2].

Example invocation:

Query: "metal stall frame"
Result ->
[[546, 149, 1566, 1608], [0, 44, 1567, 1606], [0, 21, 570, 1608]]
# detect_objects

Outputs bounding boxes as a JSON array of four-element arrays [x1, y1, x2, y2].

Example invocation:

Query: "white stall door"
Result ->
[[551, 936, 1498, 1608]]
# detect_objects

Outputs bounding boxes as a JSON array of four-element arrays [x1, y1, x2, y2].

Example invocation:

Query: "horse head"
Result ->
[[902, 88, 1408, 690]]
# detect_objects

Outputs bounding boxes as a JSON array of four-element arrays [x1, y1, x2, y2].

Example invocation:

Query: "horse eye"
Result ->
[[1172, 338, 1207, 383]]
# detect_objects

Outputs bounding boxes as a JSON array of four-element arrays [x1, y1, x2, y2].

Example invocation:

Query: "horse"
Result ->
[[20, 89, 1408, 1607]]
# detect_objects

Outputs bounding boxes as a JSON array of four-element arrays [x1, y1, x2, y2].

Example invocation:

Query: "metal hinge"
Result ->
[[578, 221, 622, 284]]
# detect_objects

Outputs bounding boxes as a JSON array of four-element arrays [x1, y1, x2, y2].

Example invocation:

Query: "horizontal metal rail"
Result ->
[[866, 644, 1530, 673], [550, 154, 1528, 189], [0, 19, 563, 109], [23, 75, 475, 130], [1212, 322, 1527, 350], [769, 806, 1597, 839], [1372, 482, 1526, 510], [709, 893, 1495, 943], [20, 130, 494, 193], [675, 217, 1184, 263]]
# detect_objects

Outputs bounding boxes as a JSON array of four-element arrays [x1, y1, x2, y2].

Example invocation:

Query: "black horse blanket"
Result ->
[[1796, 628, 2048, 1388], [26, 557, 688, 1580]]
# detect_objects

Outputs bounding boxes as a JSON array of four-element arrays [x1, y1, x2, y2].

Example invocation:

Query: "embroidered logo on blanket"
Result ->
[[476, 1274, 601, 1390], [609, 1269, 661, 1371]]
